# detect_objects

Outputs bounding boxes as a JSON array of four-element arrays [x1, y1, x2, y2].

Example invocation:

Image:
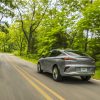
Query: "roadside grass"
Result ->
[[93, 61, 100, 79], [19, 55, 38, 64], [13, 51, 38, 64], [93, 69, 100, 80]]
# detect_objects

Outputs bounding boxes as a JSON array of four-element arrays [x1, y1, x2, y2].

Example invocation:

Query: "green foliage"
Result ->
[[73, 0, 100, 59], [0, 0, 100, 73], [0, 0, 16, 33], [0, 31, 11, 52], [0, 0, 15, 17], [96, 61, 100, 69], [93, 69, 100, 79]]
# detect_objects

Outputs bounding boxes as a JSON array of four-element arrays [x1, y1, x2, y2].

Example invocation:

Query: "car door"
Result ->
[[44, 50, 62, 72], [41, 52, 51, 71]]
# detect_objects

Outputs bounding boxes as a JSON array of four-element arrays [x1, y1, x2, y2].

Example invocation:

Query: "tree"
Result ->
[[15, 0, 50, 53], [0, 31, 10, 52], [0, 0, 16, 33], [73, 0, 100, 58], [0, 0, 99, 65], [9, 23, 26, 55]]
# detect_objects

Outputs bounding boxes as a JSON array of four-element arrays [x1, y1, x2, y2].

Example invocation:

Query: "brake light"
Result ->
[[63, 57, 75, 60]]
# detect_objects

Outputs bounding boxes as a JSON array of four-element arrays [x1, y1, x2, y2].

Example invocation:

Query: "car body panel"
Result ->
[[38, 49, 96, 77]]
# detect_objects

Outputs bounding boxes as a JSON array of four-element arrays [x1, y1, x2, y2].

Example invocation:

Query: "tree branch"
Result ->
[[31, 4, 49, 33], [30, 1, 35, 21], [0, 14, 3, 23], [17, 7, 29, 41], [29, 1, 36, 33]]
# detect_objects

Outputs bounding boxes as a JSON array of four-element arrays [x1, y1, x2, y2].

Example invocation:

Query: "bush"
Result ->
[[96, 61, 100, 69]]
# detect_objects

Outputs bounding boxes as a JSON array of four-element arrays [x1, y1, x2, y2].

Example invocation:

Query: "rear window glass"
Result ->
[[64, 50, 87, 57]]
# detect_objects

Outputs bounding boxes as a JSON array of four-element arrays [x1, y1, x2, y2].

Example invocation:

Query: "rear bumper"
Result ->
[[60, 65, 96, 76], [62, 72, 95, 76]]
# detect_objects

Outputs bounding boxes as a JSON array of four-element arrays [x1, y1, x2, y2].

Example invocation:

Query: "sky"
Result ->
[[1, 0, 57, 25], [2, 17, 12, 24]]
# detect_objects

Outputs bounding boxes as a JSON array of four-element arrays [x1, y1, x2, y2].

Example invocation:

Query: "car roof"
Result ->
[[51, 49, 78, 52]]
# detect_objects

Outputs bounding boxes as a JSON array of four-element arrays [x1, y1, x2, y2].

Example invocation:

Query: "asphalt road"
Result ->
[[0, 53, 100, 100]]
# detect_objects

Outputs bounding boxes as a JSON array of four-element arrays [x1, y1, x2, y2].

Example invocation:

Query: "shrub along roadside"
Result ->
[[18, 55, 38, 64], [13, 51, 38, 64], [93, 69, 100, 80], [93, 61, 100, 79]]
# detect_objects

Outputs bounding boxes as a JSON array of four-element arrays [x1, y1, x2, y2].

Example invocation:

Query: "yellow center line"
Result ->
[[5, 55, 65, 100], [16, 65, 65, 100], [13, 65, 53, 100]]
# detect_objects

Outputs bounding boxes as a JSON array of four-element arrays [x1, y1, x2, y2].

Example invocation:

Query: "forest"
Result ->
[[0, 0, 100, 77]]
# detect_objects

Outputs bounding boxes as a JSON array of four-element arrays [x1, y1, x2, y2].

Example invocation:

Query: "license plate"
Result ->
[[81, 68, 87, 72]]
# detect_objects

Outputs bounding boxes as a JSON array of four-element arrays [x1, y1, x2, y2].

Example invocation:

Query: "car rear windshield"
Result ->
[[64, 50, 87, 57]]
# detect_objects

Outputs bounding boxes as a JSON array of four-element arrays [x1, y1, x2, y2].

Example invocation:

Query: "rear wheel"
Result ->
[[81, 76, 91, 81], [37, 63, 43, 73], [52, 66, 62, 81]]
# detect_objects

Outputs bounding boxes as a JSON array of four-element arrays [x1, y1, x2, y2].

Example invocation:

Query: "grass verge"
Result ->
[[13, 51, 38, 64], [19, 55, 38, 64], [93, 69, 100, 80]]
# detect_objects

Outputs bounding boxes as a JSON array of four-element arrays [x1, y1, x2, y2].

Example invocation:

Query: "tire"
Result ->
[[81, 76, 91, 81], [52, 66, 62, 81], [37, 63, 43, 73]]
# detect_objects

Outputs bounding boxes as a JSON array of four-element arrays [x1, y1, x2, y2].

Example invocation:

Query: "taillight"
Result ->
[[63, 57, 75, 60]]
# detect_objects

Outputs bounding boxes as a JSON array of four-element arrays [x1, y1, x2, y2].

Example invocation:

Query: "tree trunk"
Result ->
[[27, 40, 31, 54], [84, 30, 89, 52], [20, 42, 23, 56]]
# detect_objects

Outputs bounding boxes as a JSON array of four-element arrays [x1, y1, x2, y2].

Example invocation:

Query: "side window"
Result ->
[[50, 51, 62, 57]]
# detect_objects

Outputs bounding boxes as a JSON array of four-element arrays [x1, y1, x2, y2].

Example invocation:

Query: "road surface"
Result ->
[[0, 53, 100, 100]]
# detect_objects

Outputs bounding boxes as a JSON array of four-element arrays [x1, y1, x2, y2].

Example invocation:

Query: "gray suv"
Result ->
[[37, 49, 96, 81]]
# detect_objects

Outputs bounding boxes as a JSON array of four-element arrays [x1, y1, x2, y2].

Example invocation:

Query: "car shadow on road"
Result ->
[[41, 72, 98, 85], [62, 76, 95, 85]]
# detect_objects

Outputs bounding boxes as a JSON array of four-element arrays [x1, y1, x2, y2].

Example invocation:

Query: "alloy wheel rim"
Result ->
[[53, 68, 58, 79], [38, 64, 40, 72]]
